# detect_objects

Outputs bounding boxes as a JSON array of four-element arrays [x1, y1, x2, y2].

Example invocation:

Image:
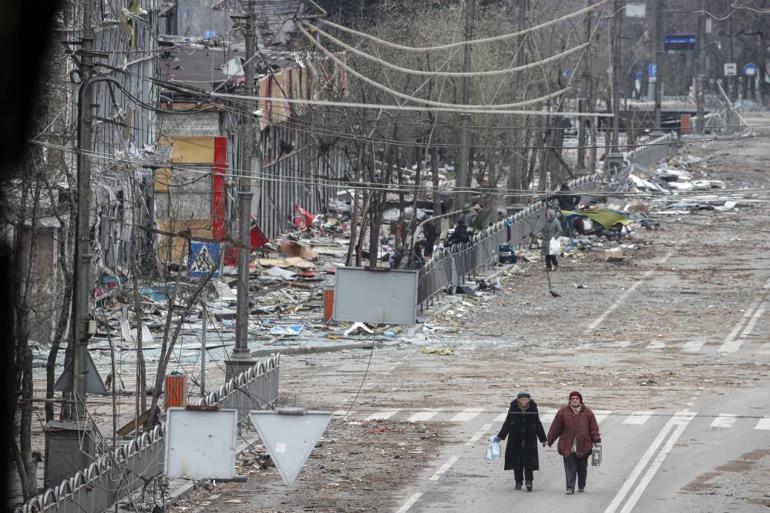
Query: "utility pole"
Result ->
[[727, 13, 738, 101], [609, 0, 624, 167], [456, 0, 475, 213], [695, 0, 705, 134], [71, 26, 96, 420], [228, 0, 258, 379], [653, 0, 664, 130], [201, 301, 207, 395], [577, 0, 592, 172]]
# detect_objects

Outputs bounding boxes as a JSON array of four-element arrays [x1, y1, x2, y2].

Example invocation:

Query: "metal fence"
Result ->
[[17, 355, 280, 513], [417, 174, 600, 307], [417, 132, 685, 309]]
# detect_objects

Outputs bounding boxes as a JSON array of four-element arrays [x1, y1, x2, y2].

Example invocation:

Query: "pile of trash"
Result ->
[[627, 153, 758, 215]]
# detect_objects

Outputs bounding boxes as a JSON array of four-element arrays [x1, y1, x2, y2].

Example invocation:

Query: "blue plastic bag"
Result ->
[[485, 437, 501, 462]]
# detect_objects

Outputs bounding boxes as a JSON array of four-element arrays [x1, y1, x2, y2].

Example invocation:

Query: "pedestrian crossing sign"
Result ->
[[189, 242, 220, 278]]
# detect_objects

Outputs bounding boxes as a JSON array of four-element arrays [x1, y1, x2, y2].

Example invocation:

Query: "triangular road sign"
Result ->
[[249, 408, 331, 485]]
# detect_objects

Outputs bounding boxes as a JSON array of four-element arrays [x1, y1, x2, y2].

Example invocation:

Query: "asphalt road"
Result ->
[[169, 114, 770, 513], [389, 386, 770, 513]]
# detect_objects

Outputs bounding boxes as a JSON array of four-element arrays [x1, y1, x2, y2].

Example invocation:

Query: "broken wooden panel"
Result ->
[[154, 167, 173, 192], [156, 218, 212, 264], [163, 135, 217, 163]]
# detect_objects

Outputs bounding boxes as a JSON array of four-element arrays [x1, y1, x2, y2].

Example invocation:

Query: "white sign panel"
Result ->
[[625, 3, 646, 17], [249, 409, 331, 485], [165, 408, 238, 480], [333, 268, 419, 325], [724, 63, 737, 76]]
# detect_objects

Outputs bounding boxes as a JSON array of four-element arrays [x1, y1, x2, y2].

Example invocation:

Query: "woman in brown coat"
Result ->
[[546, 390, 602, 494]]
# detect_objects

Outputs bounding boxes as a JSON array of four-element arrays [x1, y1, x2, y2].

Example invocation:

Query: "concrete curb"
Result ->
[[249, 340, 385, 357]]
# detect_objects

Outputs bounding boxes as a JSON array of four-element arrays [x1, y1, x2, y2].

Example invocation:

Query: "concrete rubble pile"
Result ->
[[628, 153, 760, 214]]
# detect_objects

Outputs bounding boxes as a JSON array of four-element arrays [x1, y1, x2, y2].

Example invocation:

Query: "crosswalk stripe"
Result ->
[[719, 299, 761, 353], [541, 412, 555, 424], [594, 410, 612, 424], [450, 407, 484, 422], [623, 411, 654, 425], [366, 409, 400, 421], [646, 340, 666, 350], [429, 455, 460, 481], [755, 417, 770, 430], [407, 410, 439, 422], [682, 337, 707, 353], [494, 412, 507, 422], [710, 413, 737, 428]]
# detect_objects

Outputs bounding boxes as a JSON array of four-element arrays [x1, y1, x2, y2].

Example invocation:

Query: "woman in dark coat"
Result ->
[[494, 391, 547, 491]]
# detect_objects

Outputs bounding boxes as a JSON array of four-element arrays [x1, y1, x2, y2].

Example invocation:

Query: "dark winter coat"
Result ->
[[546, 404, 602, 458], [496, 399, 547, 471]]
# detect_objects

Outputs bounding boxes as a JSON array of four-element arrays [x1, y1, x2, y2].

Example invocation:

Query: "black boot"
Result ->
[[515, 482, 522, 491], [525, 481, 533, 492]]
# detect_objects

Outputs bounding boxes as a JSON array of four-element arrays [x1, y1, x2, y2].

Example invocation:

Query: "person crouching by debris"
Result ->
[[542, 209, 562, 271], [492, 392, 547, 492], [546, 391, 602, 495], [446, 218, 470, 247]]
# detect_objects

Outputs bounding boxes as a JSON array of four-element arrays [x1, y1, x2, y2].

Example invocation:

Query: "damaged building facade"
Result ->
[[155, 35, 348, 265]]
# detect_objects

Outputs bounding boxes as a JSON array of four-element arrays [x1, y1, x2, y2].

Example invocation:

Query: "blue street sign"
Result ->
[[205, 30, 217, 39], [648, 64, 657, 78], [664, 34, 697, 51], [189, 242, 221, 278], [562, 68, 573, 79], [744, 63, 758, 76]]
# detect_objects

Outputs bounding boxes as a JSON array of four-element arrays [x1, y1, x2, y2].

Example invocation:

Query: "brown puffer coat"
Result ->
[[546, 404, 601, 458]]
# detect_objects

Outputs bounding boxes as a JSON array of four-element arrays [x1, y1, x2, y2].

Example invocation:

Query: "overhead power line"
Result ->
[[304, 21, 590, 78], [211, 91, 611, 117], [312, 0, 611, 53], [296, 22, 572, 110]]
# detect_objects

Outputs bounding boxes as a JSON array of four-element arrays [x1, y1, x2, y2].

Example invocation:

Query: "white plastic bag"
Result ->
[[548, 237, 561, 256], [485, 437, 501, 462]]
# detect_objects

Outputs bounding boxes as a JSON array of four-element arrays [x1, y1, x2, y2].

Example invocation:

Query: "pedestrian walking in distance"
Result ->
[[546, 391, 602, 494], [493, 392, 547, 491], [542, 209, 562, 271]]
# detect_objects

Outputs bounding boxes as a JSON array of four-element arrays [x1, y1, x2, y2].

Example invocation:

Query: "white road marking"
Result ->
[[623, 411, 654, 425], [333, 410, 348, 416], [755, 418, 770, 430], [710, 414, 737, 429], [718, 299, 761, 353], [450, 407, 484, 422], [594, 410, 612, 424], [466, 423, 494, 446], [494, 411, 508, 422], [395, 492, 423, 513], [604, 410, 696, 513], [540, 410, 556, 424], [682, 337, 707, 353], [721, 303, 766, 353], [429, 455, 460, 481], [366, 409, 401, 421], [646, 340, 666, 350], [586, 253, 672, 333], [408, 410, 439, 423], [618, 412, 696, 513]]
